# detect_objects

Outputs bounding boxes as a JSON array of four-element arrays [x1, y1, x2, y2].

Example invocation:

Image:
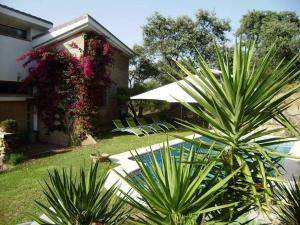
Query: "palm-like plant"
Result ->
[[117, 143, 243, 225], [34, 162, 131, 225], [274, 176, 300, 225], [170, 39, 300, 216]]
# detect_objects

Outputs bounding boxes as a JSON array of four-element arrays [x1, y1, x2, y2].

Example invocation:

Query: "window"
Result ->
[[0, 81, 31, 94], [0, 24, 27, 39]]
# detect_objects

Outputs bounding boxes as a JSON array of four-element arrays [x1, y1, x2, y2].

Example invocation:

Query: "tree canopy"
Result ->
[[125, 10, 231, 117], [126, 9, 300, 117], [129, 45, 160, 88], [133, 10, 231, 84], [143, 10, 230, 64], [237, 10, 300, 68]]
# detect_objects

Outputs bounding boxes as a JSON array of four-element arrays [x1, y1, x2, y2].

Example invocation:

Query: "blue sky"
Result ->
[[1, 0, 299, 47]]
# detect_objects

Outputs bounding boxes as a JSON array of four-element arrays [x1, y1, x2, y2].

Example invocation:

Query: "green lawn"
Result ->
[[0, 130, 192, 225]]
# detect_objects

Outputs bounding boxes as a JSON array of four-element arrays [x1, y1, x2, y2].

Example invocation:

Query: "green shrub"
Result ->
[[1, 119, 18, 133], [34, 162, 131, 225], [118, 143, 243, 224], [8, 152, 26, 165], [172, 39, 300, 219], [274, 176, 300, 225]]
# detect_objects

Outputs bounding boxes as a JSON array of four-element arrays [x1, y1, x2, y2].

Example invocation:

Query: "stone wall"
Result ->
[[0, 134, 4, 170], [0, 132, 15, 169], [260, 92, 300, 136], [0, 133, 5, 154], [0, 132, 17, 154]]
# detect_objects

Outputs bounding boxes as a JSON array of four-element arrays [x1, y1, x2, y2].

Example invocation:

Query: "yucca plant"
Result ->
[[169, 39, 300, 218], [33, 162, 131, 225], [117, 142, 244, 225], [274, 176, 300, 225]]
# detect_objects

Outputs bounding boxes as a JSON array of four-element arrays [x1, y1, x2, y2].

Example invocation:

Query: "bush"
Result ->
[[172, 39, 300, 218], [0, 119, 18, 133], [34, 162, 131, 225], [7, 152, 26, 165], [119, 143, 243, 224], [274, 176, 300, 225]]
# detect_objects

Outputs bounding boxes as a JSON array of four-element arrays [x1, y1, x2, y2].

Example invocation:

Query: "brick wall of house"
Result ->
[[98, 50, 129, 126], [39, 32, 129, 145], [38, 32, 85, 145], [57, 32, 85, 56]]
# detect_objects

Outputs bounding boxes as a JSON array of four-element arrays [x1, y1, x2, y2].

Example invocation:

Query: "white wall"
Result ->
[[0, 35, 32, 81], [29, 28, 46, 39]]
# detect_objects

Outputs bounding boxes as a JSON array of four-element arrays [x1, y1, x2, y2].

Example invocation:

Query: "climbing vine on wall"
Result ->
[[17, 32, 113, 144]]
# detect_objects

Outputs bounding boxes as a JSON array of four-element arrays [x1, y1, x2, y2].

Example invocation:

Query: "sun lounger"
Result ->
[[112, 120, 144, 136], [150, 115, 176, 130], [137, 118, 165, 132], [125, 117, 154, 134]]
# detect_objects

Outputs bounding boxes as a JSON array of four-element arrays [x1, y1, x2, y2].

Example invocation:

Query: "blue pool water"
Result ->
[[129, 136, 294, 178]]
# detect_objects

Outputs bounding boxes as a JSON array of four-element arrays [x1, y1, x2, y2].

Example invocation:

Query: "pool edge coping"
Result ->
[[104, 133, 300, 196], [104, 133, 200, 196]]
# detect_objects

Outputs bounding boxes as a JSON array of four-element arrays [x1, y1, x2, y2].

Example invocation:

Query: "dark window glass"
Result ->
[[0, 81, 31, 94], [0, 24, 27, 39]]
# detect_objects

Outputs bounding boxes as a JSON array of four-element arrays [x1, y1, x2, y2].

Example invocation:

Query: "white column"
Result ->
[[33, 87, 38, 131]]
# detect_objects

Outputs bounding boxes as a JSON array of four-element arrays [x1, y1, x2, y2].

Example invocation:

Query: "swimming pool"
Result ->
[[130, 135, 294, 161], [127, 135, 295, 179], [104, 134, 300, 225], [105, 134, 300, 194]]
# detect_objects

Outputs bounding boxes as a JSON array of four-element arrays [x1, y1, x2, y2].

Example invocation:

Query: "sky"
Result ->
[[1, 0, 299, 48]]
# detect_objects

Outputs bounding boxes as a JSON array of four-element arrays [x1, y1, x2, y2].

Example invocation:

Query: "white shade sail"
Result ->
[[130, 70, 221, 103], [131, 78, 197, 103]]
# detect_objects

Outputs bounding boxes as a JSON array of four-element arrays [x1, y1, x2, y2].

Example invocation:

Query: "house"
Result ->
[[0, 4, 134, 145]]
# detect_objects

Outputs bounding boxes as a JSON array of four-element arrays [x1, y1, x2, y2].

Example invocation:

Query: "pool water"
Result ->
[[125, 136, 295, 225], [129, 136, 294, 178]]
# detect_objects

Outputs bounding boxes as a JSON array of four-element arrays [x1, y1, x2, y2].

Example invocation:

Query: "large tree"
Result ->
[[124, 10, 231, 116], [119, 45, 166, 118], [134, 10, 231, 84], [125, 10, 231, 116], [129, 45, 161, 88], [237, 10, 300, 68]]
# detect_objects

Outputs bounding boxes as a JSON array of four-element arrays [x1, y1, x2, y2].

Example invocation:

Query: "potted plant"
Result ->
[[90, 148, 109, 163]]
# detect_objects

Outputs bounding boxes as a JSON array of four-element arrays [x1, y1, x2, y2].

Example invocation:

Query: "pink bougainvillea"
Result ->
[[81, 56, 94, 79], [17, 32, 113, 143]]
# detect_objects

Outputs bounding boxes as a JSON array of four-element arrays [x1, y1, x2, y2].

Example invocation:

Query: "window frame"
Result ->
[[0, 23, 28, 40]]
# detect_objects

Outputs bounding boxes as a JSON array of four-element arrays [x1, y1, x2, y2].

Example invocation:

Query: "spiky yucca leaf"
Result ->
[[171, 39, 300, 217], [116, 142, 244, 225], [274, 177, 300, 225], [33, 162, 131, 225]]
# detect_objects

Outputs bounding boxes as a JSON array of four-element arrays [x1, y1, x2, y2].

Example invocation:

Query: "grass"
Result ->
[[0, 130, 192, 225]]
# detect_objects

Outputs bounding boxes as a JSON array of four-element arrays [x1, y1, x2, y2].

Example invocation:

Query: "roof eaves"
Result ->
[[86, 15, 134, 57], [32, 14, 135, 57], [0, 3, 53, 25], [32, 15, 88, 39], [32, 17, 89, 48]]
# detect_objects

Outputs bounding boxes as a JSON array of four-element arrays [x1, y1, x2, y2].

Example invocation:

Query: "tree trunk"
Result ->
[[138, 105, 144, 117], [128, 101, 137, 118]]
